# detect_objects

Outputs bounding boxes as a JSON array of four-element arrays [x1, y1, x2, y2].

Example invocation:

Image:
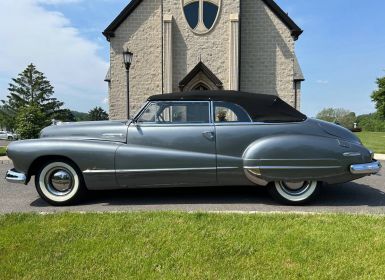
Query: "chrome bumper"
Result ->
[[5, 169, 27, 184], [350, 161, 382, 175]]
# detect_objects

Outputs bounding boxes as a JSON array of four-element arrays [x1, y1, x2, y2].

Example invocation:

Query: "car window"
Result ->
[[214, 102, 252, 123], [137, 102, 210, 124]]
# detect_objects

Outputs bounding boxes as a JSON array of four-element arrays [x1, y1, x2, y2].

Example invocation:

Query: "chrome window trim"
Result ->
[[135, 100, 212, 126]]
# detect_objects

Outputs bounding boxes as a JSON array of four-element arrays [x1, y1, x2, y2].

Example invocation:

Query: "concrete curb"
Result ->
[[0, 156, 10, 164], [375, 154, 385, 161]]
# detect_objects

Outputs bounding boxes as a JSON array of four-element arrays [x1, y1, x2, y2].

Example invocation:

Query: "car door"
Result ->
[[0, 132, 6, 140], [115, 101, 217, 187]]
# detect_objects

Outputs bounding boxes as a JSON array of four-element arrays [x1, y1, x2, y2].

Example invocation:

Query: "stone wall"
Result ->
[[162, 0, 240, 93], [240, 0, 296, 107], [109, 0, 162, 119]]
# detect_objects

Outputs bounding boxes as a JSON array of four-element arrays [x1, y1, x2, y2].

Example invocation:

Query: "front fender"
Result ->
[[7, 139, 122, 176], [242, 134, 371, 183]]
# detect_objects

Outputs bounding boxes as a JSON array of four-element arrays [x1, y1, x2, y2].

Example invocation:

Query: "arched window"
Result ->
[[182, 0, 221, 34]]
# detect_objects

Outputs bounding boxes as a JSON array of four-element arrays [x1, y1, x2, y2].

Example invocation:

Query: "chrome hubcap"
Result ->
[[279, 181, 311, 196], [45, 168, 74, 196]]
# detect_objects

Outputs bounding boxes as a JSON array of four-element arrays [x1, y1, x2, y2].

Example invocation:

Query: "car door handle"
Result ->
[[202, 131, 215, 141]]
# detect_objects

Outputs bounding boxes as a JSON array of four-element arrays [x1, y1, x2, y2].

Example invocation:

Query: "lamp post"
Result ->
[[123, 50, 133, 119]]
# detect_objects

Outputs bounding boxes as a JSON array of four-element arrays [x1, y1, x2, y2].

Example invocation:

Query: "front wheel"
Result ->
[[35, 160, 85, 206], [268, 180, 320, 205]]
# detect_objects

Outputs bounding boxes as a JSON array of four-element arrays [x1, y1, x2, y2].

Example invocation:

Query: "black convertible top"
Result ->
[[148, 91, 307, 122]]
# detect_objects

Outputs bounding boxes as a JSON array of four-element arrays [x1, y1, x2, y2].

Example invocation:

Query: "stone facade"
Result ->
[[105, 0, 303, 119], [109, 0, 162, 119], [241, 0, 296, 107]]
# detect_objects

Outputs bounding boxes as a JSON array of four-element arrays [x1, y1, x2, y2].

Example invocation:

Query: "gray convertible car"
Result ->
[[5, 91, 381, 205]]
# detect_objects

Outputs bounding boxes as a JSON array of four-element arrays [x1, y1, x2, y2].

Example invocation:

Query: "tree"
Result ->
[[1, 64, 68, 138], [16, 105, 50, 139], [371, 76, 385, 118], [316, 108, 357, 129], [88, 107, 109, 121]]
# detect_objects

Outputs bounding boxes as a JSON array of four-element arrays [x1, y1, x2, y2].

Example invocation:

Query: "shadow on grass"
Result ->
[[30, 178, 385, 209]]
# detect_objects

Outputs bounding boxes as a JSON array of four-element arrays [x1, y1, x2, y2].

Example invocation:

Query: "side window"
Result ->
[[214, 102, 252, 123], [138, 102, 210, 124]]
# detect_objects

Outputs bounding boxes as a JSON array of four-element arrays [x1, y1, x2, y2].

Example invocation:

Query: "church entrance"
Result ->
[[179, 61, 223, 92], [192, 83, 210, 91]]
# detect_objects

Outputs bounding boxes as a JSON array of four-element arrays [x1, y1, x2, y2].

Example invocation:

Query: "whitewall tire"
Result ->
[[269, 180, 320, 205], [35, 160, 85, 206]]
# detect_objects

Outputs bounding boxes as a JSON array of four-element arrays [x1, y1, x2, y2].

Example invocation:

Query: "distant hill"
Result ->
[[71, 111, 89, 122]]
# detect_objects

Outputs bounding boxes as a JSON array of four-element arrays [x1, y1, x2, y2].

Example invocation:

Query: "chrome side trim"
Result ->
[[244, 165, 341, 170], [5, 169, 27, 184], [350, 161, 381, 175], [83, 166, 238, 174]]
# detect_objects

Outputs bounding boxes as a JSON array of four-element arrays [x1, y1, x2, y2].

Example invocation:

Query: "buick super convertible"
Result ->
[[5, 91, 381, 205]]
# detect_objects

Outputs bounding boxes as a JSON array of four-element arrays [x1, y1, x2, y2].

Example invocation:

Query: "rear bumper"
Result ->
[[5, 169, 27, 184], [350, 161, 382, 175]]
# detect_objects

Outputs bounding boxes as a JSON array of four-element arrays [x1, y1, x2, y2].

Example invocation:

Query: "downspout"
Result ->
[[161, 0, 164, 94], [238, 0, 242, 91]]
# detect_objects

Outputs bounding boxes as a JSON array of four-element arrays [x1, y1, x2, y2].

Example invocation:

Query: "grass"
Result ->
[[2, 212, 385, 279], [0, 146, 6, 156], [356, 132, 385, 154]]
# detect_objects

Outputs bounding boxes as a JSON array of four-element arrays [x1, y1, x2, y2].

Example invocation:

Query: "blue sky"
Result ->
[[0, 0, 384, 116]]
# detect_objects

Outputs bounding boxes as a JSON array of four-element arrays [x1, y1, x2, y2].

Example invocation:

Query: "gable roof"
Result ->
[[179, 61, 223, 91], [103, 0, 303, 40]]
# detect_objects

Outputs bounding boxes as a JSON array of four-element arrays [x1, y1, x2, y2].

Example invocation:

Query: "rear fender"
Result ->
[[243, 134, 371, 183]]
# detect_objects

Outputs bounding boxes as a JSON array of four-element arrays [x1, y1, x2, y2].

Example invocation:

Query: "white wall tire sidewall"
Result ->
[[274, 181, 318, 203], [38, 162, 79, 203]]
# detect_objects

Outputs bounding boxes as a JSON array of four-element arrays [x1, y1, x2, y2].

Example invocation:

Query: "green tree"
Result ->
[[16, 105, 50, 139], [371, 76, 385, 118], [88, 107, 109, 121], [316, 108, 357, 129], [1, 64, 68, 138]]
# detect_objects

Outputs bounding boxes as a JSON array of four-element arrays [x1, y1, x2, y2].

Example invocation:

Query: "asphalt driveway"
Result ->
[[1, 161, 384, 214]]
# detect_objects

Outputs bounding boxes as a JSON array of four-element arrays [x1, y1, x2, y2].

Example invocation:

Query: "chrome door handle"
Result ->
[[202, 131, 215, 141]]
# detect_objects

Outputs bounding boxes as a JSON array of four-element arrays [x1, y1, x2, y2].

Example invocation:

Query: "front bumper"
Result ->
[[5, 169, 27, 184], [350, 161, 382, 175]]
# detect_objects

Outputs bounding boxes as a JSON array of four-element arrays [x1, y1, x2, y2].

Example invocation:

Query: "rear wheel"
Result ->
[[268, 180, 320, 205], [35, 160, 85, 206], [7, 136, 13, 141]]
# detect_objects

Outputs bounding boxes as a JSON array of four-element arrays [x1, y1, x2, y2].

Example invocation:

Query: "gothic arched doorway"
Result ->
[[179, 61, 223, 92]]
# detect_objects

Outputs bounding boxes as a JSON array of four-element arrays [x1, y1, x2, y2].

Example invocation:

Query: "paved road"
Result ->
[[1, 161, 384, 214]]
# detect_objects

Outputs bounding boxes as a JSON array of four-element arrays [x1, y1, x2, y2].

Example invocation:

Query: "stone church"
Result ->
[[103, 0, 304, 119]]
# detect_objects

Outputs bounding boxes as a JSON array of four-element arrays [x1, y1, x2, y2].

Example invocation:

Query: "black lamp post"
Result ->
[[123, 50, 133, 119]]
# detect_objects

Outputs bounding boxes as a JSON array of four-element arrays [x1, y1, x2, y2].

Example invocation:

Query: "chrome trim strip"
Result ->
[[83, 166, 238, 174], [244, 166, 341, 170], [5, 169, 27, 184], [350, 161, 381, 175], [343, 152, 361, 157]]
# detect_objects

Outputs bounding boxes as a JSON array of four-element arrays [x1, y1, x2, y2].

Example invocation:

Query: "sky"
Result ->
[[0, 0, 384, 116]]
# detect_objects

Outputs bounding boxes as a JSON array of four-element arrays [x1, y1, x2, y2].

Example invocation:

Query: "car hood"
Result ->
[[40, 120, 130, 143]]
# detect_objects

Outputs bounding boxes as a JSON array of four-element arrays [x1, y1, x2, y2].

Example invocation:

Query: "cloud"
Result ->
[[316, 80, 329, 84], [0, 0, 109, 112]]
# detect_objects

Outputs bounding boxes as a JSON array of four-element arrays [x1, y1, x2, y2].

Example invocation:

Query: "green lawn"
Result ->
[[356, 132, 385, 154], [2, 212, 385, 279], [0, 146, 6, 156]]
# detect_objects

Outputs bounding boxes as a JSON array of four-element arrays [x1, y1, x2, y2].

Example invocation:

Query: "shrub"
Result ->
[[357, 113, 385, 132]]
